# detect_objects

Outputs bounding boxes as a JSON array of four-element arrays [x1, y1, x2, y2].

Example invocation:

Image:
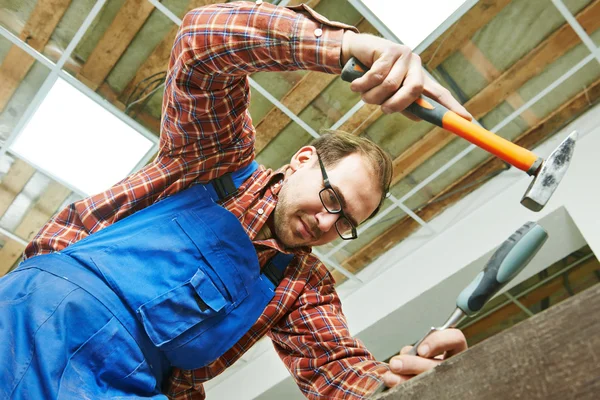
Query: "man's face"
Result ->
[[273, 146, 382, 248]]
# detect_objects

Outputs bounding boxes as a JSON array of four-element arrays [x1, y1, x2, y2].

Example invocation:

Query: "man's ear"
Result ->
[[289, 146, 317, 172]]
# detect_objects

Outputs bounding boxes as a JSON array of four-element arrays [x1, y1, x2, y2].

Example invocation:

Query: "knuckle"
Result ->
[[408, 83, 424, 98], [383, 78, 400, 90], [371, 72, 385, 84], [398, 44, 411, 54]]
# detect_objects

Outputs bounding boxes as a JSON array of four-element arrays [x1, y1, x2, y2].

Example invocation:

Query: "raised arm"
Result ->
[[159, 1, 355, 165]]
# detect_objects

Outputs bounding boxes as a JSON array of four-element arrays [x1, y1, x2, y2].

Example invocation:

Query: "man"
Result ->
[[0, 1, 471, 399]]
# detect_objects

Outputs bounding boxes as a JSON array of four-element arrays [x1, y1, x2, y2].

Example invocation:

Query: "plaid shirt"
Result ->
[[25, 2, 388, 398]]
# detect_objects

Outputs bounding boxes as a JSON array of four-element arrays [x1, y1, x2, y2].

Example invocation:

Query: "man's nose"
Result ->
[[316, 212, 337, 232]]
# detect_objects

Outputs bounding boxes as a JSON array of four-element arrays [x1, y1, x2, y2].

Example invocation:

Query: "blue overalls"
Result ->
[[0, 161, 293, 399]]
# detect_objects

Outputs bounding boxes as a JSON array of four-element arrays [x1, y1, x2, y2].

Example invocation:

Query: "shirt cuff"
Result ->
[[286, 3, 359, 74]]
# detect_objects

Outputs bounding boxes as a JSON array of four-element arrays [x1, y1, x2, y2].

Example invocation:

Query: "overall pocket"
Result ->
[[137, 268, 228, 349]]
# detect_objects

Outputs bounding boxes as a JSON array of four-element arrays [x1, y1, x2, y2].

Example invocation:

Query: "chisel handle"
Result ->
[[456, 222, 548, 316], [341, 57, 542, 175]]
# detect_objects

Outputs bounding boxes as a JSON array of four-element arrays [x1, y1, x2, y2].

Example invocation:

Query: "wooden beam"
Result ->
[[0, 182, 71, 276], [76, 0, 156, 91], [459, 40, 540, 126], [338, 103, 381, 134], [462, 256, 599, 341], [388, 0, 600, 186], [254, 72, 336, 152], [254, 16, 372, 153], [419, 0, 512, 69], [466, 0, 600, 120], [0, 159, 36, 217], [376, 283, 600, 400], [0, 0, 71, 112], [119, 0, 221, 104], [335, 77, 600, 278]]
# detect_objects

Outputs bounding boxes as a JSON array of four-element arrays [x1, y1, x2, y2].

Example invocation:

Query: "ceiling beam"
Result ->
[[119, 0, 221, 104], [254, 71, 336, 152], [254, 15, 384, 154], [389, 0, 600, 186], [0, 0, 71, 113], [459, 40, 540, 126], [332, 76, 600, 280], [0, 159, 36, 217], [76, 0, 156, 91], [0, 182, 71, 276], [467, 0, 600, 119], [419, 0, 512, 70]]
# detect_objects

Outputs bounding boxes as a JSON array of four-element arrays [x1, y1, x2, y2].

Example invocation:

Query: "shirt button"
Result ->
[[255, 0, 263, 5], [314, 28, 323, 37], [258, 208, 264, 215]]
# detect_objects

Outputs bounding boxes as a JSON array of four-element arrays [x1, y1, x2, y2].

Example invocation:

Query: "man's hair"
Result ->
[[311, 130, 392, 220]]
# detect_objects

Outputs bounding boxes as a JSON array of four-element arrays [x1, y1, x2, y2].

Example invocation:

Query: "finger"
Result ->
[[389, 355, 441, 376], [423, 75, 472, 121], [381, 371, 411, 388], [380, 54, 424, 114], [400, 345, 414, 355], [359, 52, 410, 106], [419, 328, 467, 358], [350, 53, 396, 94]]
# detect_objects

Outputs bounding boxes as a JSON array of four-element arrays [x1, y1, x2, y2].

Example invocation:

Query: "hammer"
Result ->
[[341, 57, 577, 212]]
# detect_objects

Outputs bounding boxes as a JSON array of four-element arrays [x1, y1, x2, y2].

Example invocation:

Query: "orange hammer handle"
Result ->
[[341, 57, 540, 174], [412, 99, 539, 173]]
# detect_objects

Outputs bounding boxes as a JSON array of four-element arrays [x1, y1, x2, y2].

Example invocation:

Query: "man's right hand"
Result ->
[[341, 31, 472, 121]]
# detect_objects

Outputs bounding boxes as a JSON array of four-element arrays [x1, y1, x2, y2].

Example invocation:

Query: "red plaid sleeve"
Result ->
[[160, 1, 349, 160], [268, 260, 389, 399], [24, 1, 353, 259]]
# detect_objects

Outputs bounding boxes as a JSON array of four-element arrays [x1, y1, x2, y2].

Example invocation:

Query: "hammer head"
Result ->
[[521, 131, 578, 212]]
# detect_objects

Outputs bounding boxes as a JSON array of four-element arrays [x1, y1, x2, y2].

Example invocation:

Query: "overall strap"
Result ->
[[208, 160, 294, 287], [262, 252, 295, 287], [205, 161, 259, 202]]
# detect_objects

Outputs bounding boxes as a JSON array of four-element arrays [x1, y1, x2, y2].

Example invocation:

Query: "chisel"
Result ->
[[371, 221, 548, 396], [406, 221, 548, 356]]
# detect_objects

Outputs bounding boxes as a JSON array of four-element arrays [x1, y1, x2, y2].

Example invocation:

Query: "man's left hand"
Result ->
[[381, 328, 467, 388]]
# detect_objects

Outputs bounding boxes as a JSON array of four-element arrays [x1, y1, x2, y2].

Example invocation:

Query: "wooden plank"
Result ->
[[387, 0, 600, 187], [339, 103, 381, 134], [254, 72, 336, 152], [462, 256, 599, 341], [0, 0, 71, 112], [419, 0, 512, 69], [0, 159, 36, 217], [76, 0, 156, 91], [336, 77, 600, 277], [460, 40, 539, 126], [390, 128, 455, 187], [467, 0, 600, 120], [0, 182, 71, 276], [254, 16, 371, 153], [376, 283, 600, 400], [119, 0, 221, 103]]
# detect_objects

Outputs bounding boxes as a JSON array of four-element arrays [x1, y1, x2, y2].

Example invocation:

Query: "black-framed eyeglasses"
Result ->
[[317, 153, 358, 240]]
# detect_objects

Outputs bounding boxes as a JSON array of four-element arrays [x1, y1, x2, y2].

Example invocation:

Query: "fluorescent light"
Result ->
[[10, 78, 153, 196], [361, 0, 468, 49]]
